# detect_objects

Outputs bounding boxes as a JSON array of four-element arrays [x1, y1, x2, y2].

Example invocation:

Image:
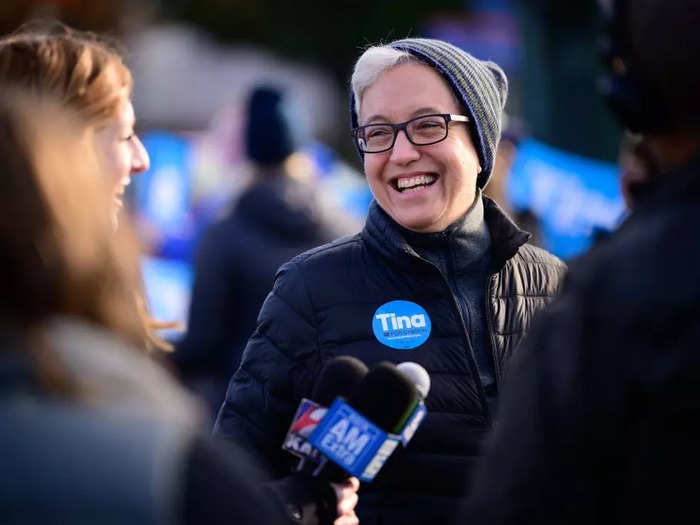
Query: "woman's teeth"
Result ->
[[396, 174, 436, 192]]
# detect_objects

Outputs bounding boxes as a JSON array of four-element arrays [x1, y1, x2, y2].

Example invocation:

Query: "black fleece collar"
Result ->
[[361, 195, 530, 273]]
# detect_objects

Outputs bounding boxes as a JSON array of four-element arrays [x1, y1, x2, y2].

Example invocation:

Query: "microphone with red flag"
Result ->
[[281, 356, 368, 470]]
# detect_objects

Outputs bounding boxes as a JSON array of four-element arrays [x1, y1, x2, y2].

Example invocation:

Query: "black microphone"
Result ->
[[312, 356, 369, 407], [393, 361, 431, 431], [282, 356, 368, 473], [309, 361, 425, 481], [348, 361, 419, 434]]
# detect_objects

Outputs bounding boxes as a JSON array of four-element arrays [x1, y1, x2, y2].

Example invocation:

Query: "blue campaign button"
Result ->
[[372, 300, 431, 350]]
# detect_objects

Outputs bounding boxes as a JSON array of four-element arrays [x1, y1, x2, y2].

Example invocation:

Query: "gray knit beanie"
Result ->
[[351, 38, 508, 189]]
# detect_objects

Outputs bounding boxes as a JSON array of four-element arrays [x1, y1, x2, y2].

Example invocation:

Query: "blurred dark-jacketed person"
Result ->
[[461, 1, 700, 523], [175, 85, 360, 416], [214, 38, 565, 525]]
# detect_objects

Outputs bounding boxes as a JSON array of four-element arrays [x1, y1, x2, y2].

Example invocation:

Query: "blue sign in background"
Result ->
[[141, 255, 192, 341], [372, 300, 431, 350], [134, 131, 192, 237], [508, 138, 626, 259]]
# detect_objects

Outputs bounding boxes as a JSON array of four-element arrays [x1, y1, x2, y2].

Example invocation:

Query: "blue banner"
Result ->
[[508, 138, 625, 259], [141, 256, 192, 340], [134, 131, 193, 238]]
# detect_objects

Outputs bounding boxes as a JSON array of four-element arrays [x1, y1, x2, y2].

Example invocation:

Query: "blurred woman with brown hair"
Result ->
[[0, 20, 149, 226], [0, 91, 199, 522], [0, 89, 358, 525], [0, 21, 359, 525], [0, 21, 180, 351]]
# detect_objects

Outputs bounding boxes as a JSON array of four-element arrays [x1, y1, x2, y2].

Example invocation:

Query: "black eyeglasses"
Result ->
[[352, 113, 469, 154]]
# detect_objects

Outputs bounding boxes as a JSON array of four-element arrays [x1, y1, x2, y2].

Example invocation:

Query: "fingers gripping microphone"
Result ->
[[282, 356, 368, 471]]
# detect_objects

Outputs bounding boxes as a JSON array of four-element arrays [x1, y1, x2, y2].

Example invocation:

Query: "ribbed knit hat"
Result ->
[[351, 38, 508, 188]]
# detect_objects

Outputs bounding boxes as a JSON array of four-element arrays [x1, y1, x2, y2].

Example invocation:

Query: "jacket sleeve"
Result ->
[[462, 278, 627, 524], [213, 259, 322, 478]]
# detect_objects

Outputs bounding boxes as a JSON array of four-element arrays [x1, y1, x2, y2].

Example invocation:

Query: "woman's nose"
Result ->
[[389, 129, 420, 164], [131, 135, 150, 174]]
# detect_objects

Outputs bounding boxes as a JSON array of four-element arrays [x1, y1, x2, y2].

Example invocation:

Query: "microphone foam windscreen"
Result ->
[[311, 356, 369, 406], [396, 362, 431, 399], [348, 361, 418, 433]]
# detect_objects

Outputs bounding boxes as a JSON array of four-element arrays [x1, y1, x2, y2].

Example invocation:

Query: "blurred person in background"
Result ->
[[461, 0, 700, 523], [174, 85, 360, 416], [214, 38, 565, 525], [0, 24, 359, 525]]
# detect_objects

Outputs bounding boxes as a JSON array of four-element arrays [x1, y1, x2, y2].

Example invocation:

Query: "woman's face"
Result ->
[[93, 91, 149, 220], [359, 62, 481, 233]]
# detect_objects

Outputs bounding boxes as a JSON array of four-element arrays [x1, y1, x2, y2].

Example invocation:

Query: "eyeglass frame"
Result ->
[[351, 113, 470, 154]]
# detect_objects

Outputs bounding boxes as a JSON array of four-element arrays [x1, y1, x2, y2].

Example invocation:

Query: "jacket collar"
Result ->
[[403, 192, 491, 274], [361, 195, 530, 272], [483, 196, 532, 270]]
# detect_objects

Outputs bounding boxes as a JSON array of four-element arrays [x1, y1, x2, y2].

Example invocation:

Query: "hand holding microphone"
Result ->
[[279, 356, 430, 524], [280, 357, 367, 524], [330, 476, 360, 525]]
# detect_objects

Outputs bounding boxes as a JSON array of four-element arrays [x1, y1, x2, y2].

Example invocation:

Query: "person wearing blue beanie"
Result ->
[[350, 38, 508, 190]]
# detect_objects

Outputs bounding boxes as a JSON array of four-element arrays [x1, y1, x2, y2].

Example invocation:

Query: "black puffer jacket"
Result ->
[[214, 197, 565, 525]]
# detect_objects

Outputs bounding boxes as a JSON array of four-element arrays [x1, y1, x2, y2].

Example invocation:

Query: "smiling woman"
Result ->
[[0, 20, 149, 224], [214, 37, 567, 525], [356, 61, 481, 233], [92, 91, 150, 216], [0, 91, 359, 525], [0, 21, 167, 352]]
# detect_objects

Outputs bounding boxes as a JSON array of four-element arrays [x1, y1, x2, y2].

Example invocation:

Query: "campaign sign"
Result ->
[[141, 256, 192, 340], [400, 401, 427, 446], [282, 398, 327, 462], [308, 398, 400, 482], [508, 138, 625, 259], [372, 300, 431, 350]]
